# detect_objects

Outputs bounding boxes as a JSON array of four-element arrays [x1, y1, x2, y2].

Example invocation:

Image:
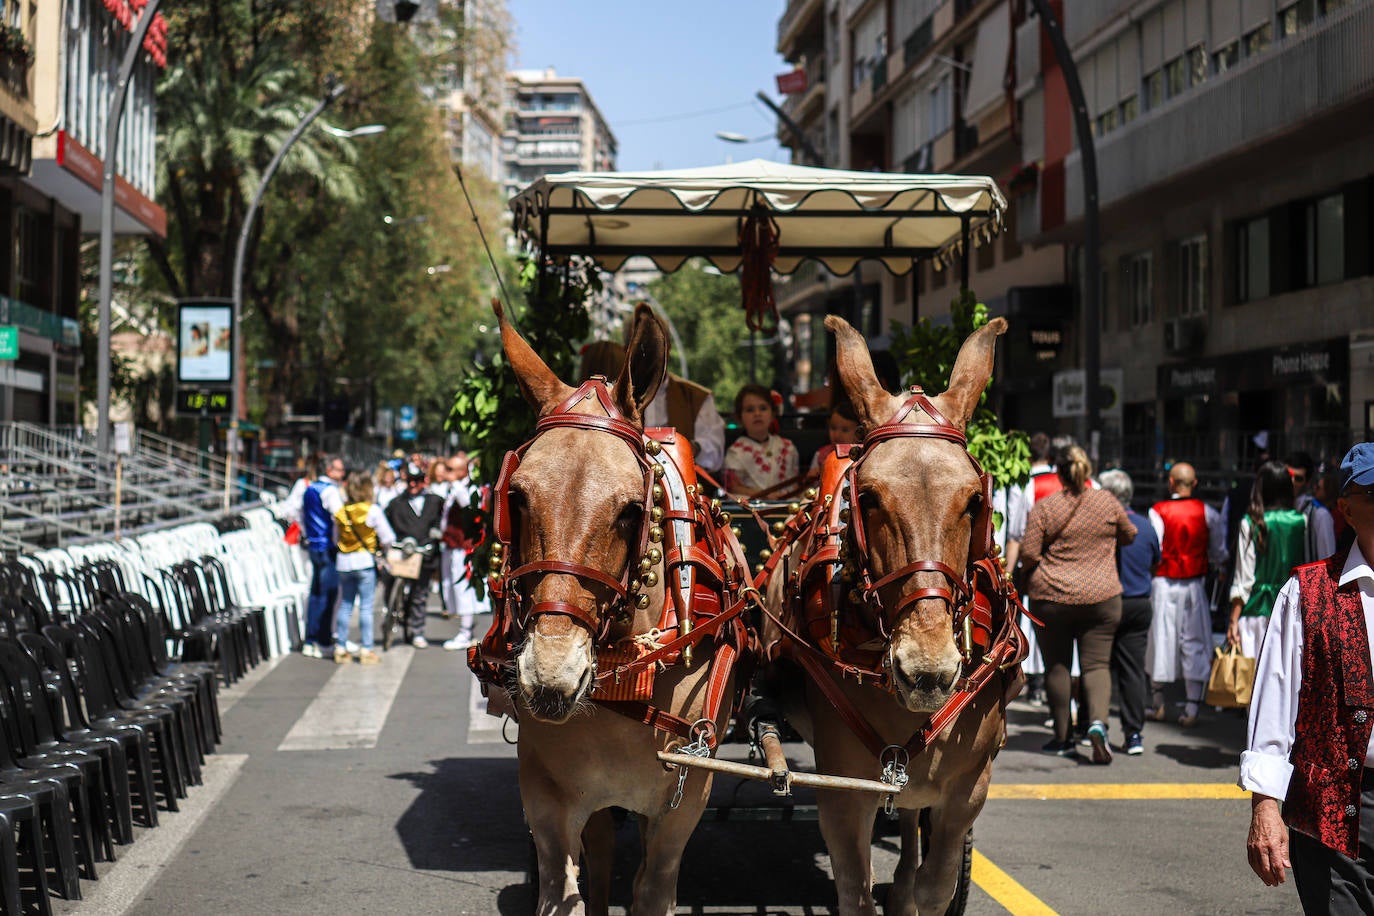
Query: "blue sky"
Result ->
[[508, 0, 790, 171]]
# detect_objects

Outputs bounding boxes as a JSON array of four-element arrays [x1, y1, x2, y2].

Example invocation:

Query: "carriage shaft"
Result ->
[[656, 751, 898, 796]]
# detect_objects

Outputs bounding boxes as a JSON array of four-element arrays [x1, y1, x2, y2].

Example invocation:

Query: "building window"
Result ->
[[928, 74, 953, 138], [1144, 70, 1164, 110], [1236, 216, 1270, 303], [1002, 198, 1023, 262], [1213, 42, 1240, 73], [1165, 57, 1187, 98], [1119, 95, 1138, 125], [1280, 0, 1316, 35], [1123, 252, 1153, 327], [1244, 22, 1272, 57], [1188, 45, 1207, 86], [1095, 107, 1118, 136], [1174, 235, 1209, 317], [1304, 193, 1345, 286]]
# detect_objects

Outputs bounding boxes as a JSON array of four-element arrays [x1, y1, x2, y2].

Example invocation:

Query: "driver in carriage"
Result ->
[[579, 338, 726, 475]]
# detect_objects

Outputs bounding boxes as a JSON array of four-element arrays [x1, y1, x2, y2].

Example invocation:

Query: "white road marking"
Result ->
[[72, 753, 249, 916], [467, 669, 514, 745], [277, 647, 416, 751]]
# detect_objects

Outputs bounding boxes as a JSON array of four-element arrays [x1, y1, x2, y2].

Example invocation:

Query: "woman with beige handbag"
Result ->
[[333, 471, 396, 664]]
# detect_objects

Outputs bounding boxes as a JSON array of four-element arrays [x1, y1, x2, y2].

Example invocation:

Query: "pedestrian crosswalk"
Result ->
[[277, 647, 417, 751]]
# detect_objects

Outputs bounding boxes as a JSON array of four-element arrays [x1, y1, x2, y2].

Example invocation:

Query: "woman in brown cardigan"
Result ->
[[1021, 444, 1137, 763]]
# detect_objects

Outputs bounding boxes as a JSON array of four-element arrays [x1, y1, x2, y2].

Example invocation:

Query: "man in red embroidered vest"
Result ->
[[1243, 443, 1374, 911], [1147, 461, 1227, 726]]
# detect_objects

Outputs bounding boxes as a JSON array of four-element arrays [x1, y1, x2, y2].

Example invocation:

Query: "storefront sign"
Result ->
[[1052, 368, 1123, 419], [0, 326, 16, 360], [1158, 339, 1347, 397]]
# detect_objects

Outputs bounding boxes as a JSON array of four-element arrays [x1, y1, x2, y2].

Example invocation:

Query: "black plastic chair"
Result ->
[[0, 792, 47, 915]]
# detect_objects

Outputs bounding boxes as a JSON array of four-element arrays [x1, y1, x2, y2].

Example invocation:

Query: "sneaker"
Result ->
[[301, 642, 322, 659], [358, 649, 380, 665], [1077, 733, 1093, 747], [345, 640, 360, 654], [1125, 732, 1144, 756], [1041, 739, 1078, 757], [333, 646, 351, 664], [411, 636, 429, 649], [444, 631, 473, 651], [1087, 720, 1112, 765]]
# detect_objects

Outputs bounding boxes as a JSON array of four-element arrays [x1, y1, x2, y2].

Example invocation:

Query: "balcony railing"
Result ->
[[904, 17, 934, 68], [1064, 4, 1374, 223], [0, 52, 28, 99]]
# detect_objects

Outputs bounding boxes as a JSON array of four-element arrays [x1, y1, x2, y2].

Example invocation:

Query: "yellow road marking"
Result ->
[[989, 782, 1248, 800], [972, 849, 1058, 915]]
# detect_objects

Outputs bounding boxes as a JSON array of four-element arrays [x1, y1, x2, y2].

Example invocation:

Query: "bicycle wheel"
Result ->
[[382, 578, 404, 651]]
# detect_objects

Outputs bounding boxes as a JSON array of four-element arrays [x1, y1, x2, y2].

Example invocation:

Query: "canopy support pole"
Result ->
[[960, 215, 971, 290]]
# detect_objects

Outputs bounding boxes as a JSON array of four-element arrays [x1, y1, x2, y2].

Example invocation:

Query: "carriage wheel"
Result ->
[[917, 809, 974, 916]]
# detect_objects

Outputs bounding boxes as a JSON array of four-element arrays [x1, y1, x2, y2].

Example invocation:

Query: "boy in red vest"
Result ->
[[1147, 461, 1228, 726], [1243, 442, 1374, 910]]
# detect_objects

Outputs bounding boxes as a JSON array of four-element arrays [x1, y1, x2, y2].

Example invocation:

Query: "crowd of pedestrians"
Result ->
[[1002, 433, 1348, 767], [282, 449, 486, 660]]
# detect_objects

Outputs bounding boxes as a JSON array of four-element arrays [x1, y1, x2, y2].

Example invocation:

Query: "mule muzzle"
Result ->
[[514, 622, 595, 724], [889, 643, 962, 713]]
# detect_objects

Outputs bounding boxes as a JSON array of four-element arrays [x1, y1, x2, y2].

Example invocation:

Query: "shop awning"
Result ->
[[509, 158, 1006, 276]]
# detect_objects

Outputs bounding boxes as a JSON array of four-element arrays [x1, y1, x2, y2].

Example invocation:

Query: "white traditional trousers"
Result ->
[[1147, 576, 1212, 684], [441, 546, 477, 635]]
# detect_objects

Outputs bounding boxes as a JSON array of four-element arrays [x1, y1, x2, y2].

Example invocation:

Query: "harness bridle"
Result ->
[[491, 378, 656, 642], [843, 389, 995, 657]]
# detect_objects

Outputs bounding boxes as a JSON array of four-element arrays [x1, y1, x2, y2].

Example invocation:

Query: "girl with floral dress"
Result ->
[[724, 384, 798, 498]]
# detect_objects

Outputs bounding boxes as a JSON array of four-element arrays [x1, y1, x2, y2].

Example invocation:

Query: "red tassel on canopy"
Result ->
[[738, 207, 780, 333]]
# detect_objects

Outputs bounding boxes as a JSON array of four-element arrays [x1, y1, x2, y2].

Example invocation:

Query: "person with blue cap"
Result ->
[[1242, 442, 1374, 909]]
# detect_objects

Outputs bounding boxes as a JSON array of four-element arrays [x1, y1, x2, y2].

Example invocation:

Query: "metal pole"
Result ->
[[227, 79, 346, 509], [755, 91, 824, 167], [1029, 0, 1101, 440], [97, 0, 163, 453]]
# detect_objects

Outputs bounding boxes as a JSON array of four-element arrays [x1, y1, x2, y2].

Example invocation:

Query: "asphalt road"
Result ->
[[56, 605, 1301, 915]]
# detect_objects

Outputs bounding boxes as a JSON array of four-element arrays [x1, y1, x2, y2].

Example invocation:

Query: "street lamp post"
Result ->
[[96, 0, 164, 454], [224, 82, 384, 508]]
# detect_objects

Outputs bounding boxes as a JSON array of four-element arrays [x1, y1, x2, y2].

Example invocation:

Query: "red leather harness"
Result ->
[[468, 378, 754, 749], [755, 388, 1029, 761]]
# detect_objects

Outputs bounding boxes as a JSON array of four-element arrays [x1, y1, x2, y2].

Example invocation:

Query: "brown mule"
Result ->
[[761, 315, 1020, 916], [481, 302, 746, 916]]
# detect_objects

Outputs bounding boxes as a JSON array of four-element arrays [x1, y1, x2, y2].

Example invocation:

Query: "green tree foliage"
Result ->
[[889, 288, 1030, 490], [646, 261, 755, 411]]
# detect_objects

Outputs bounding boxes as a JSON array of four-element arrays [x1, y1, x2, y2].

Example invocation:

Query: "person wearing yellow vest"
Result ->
[[1228, 461, 1311, 660], [333, 471, 396, 664], [1148, 461, 1228, 725]]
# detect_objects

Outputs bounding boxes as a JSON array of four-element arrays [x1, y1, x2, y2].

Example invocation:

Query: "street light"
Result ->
[[383, 214, 428, 227], [425, 264, 451, 276], [715, 131, 773, 145], [321, 123, 387, 138]]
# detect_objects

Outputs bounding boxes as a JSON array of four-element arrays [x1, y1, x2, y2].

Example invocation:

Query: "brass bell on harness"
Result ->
[[731, 526, 743, 538], [649, 525, 664, 543], [788, 502, 802, 515], [490, 541, 503, 555], [650, 506, 663, 522], [771, 521, 786, 535], [642, 570, 659, 588], [710, 498, 722, 512], [804, 487, 818, 500], [839, 507, 851, 523], [647, 547, 662, 564], [754, 563, 765, 575], [989, 543, 1002, 558], [720, 511, 732, 525], [652, 484, 664, 501], [630, 578, 641, 592], [652, 464, 665, 479], [636, 593, 651, 609], [760, 548, 772, 560], [639, 557, 653, 573], [645, 439, 662, 456]]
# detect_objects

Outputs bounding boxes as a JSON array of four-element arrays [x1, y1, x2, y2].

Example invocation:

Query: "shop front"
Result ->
[[1157, 338, 1350, 470]]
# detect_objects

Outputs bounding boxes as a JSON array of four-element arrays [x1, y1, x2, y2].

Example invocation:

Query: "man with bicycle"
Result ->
[[384, 460, 446, 648]]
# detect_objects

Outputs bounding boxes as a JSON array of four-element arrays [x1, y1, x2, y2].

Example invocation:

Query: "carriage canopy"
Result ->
[[509, 159, 1007, 277]]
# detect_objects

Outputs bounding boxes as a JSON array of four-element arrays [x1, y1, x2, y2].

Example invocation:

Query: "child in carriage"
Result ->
[[724, 385, 799, 498], [805, 399, 862, 482]]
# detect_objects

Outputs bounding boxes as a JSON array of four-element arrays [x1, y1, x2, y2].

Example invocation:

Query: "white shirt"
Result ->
[[283, 477, 310, 525], [333, 505, 397, 572], [644, 380, 726, 473], [993, 483, 1028, 554], [319, 480, 344, 516], [1149, 495, 1229, 574], [1239, 542, 1374, 800], [375, 482, 403, 508]]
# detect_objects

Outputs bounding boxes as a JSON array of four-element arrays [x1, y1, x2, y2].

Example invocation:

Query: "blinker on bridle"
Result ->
[[490, 377, 661, 641]]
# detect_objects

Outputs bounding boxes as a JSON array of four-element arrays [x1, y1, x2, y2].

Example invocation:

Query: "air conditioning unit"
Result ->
[[1164, 317, 1206, 355]]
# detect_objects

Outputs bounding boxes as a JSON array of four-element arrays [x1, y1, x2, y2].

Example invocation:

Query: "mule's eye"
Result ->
[[965, 493, 983, 519], [616, 503, 644, 530], [857, 489, 879, 513]]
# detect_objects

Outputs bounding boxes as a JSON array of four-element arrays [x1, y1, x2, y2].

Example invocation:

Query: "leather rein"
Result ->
[[755, 387, 1029, 761], [476, 377, 754, 750]]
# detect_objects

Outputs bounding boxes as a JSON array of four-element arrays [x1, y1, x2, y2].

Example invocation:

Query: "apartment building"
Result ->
[[502, 67, 616, 200], [774, 0, 1068, 416], [0, 0, 165, 425], [425, 0, 508, 183], [1017, 0, 1374, 470]]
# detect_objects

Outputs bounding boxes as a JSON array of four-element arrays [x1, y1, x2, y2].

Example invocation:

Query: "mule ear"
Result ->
[[614, 302, 668, 425], [825, 315, 896, 432], [934, 317, 1007, 430], [494, 297, 573, 414]]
